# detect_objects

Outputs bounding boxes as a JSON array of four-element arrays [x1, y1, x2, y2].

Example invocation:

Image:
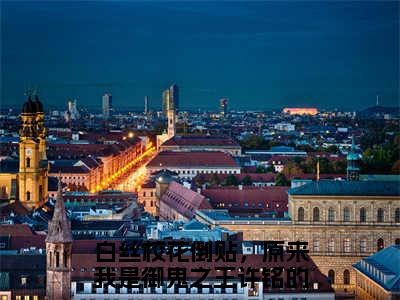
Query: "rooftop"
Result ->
[[289, 180, 400, 196], [353, 245, 400, 292], [148, 151, 239, 168], [161, 135, 240, 147]]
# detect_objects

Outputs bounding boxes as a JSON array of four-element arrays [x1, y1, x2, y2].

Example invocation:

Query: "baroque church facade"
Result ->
[[0, 95, 49, 210]]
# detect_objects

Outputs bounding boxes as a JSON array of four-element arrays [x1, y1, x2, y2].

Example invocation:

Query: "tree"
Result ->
[[241, 175, 253, 186], [255, 165, 267, 173], [283, 161, 303, 179], [209, 173, 221, 186], [223, 174, 239, 186], [194, 174, 206, 187], [275, 172, 290, 186]]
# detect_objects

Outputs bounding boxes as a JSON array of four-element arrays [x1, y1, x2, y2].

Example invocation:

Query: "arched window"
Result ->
[[377, 208, 384, 222], [298, 207, 305, 222], [26, 191, 30, 201], [343, 270, 350, 285], [328, 270, 335, 284], [55, 251, 60, 268], [343, 207, 350, 222], [26, 157, 31, 168], [395, 208, 400, 223], [328, 207, 335, 222], [313, 207, 320, 222], [64, 251, 68, 268], [360, 207, 366, 223], [377, 238, 384, 251], [49, 251, 52, 267]]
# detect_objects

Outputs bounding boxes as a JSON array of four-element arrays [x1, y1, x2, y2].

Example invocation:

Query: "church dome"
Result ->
[[34, 95, 44, 112], [22, 96, 37, 114]]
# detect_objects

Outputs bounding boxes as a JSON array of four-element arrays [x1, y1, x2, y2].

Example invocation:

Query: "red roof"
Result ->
[[160, 182, 212, 219], [194, 173, 275, 183], [0, 224, 34, 237], [148, 151, 238, 168], [201, 186, 289, 214], [162, 135, 240, 147]]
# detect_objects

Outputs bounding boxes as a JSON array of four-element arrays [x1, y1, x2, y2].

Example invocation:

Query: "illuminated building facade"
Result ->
[[283, 107, 318, 115], [162, 84, 179, 116]]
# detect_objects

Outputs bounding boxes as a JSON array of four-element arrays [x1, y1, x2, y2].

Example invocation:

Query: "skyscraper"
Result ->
[[144, 96, 149, 114], [102, 92, 112, 119], [162, 84, 179, 115], [220, 97, 228, 117]]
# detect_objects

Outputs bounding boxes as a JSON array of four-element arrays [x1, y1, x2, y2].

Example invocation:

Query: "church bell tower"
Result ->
[[19, 93, 48, 209], [46, 178, 73, 300]]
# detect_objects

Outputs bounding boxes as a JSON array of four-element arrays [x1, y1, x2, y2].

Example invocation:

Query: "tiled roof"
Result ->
[[148, 151, 239, 168], [289, 180, 400, 196], [162, 135, 240, 147], [353, 245, 400, 291], [160, 182, 212, 219], [194, 173, 276, 183], [49, 164, 90, 174], [202, 186, 288, 214], [0, 224, 34, 237]]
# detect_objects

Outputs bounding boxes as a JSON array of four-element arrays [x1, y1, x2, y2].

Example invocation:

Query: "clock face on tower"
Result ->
[[26, 148, 32, 156]]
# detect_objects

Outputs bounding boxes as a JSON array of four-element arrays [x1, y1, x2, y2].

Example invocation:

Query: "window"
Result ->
[[343, 270, 350, 285], [64, 251, 68, 268], [360, 239, 367, 253], [377, 208, 384, 222], [360, 207, 366, 223], [26, 191, 30, 201], [21, 276, 28, 286], [395, 208, 400, 223], [343, 207, 350, 222], [313, 240, 320, 253], [377, 238, 384, 251], [26, 157, 31, 168], [328, 240, 335, 252], [328, 270, 335, 284], [298, 207, 305, 221], [56, 251, 60, 267], [395, 238, 400, 245], [343, 238, 351, 253], [313, 207, 320, 222], [328, 207, 335, 222]]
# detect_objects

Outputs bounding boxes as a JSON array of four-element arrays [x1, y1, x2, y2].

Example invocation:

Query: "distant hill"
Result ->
[[358, 105, 400, 118]]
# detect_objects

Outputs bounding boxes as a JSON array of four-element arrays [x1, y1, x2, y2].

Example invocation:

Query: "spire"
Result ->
[[46, 175, 73, 243]]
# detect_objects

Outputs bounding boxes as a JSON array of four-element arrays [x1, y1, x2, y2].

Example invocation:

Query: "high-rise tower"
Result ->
[[102, 92, 112, 119], [46, 178, 73, 300], [144, 96, 149, 114], [19, 94, 48, 209], [162, 84, 179, 116], [220, 97, 228, 117]]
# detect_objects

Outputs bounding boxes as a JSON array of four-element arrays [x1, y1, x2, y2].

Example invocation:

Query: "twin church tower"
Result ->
[[19, 94, 49, 209]]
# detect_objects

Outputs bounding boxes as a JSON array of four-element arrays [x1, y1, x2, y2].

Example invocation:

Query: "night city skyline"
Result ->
[[1, 1, 399, 110]]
